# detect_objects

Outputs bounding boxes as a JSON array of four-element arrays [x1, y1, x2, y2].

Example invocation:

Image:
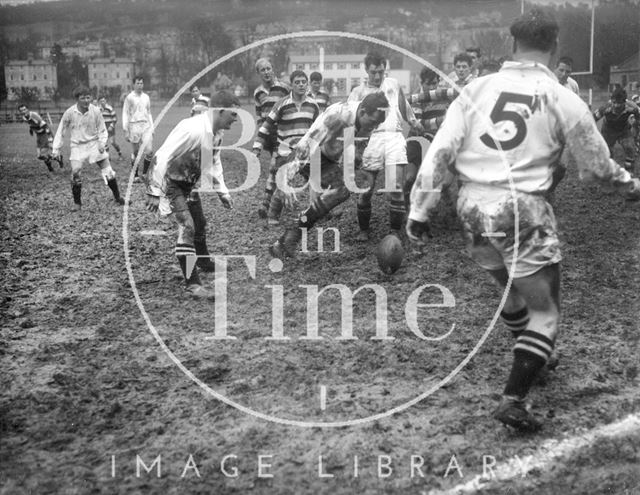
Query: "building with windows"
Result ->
[[88, 58, 136, 94], [609, 53, 639, 93], [4, 59, 58, 100], [289, 53, 367, 97]]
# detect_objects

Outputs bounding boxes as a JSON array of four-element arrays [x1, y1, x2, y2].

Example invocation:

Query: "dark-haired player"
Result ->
[[408, 8, 640, 431], [123, 75, 154, 181], [18, 103, 62, 172], [145, 92, 239, 300], [269, 92, 390, 259]]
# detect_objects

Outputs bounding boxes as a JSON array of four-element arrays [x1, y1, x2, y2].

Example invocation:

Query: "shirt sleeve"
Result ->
[[52, 109, 69, 154], [122, 96, 130, 132], [409, 96, 466, 222], [96, 109, 108, 148]]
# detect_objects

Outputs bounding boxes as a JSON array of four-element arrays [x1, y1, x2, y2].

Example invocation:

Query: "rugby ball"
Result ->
[[375, 234, 404, 274]]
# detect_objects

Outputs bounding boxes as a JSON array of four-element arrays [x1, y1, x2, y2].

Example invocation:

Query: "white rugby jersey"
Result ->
[[122, 91, 153, 131], [409, 60, 634, 222], [53, 103, 107, 153], [348, 77, 411, 133]]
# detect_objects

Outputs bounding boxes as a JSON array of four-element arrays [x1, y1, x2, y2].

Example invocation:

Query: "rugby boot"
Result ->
[[493, 395, 542, 432], [269, 227, 302, 259]]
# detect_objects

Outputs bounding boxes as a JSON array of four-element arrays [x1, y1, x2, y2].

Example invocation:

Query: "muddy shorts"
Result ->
[[69, 140, 109, 165], [36, 133, 52, 158], [457, 184, 562, 278], [361, 131, 407, 172]]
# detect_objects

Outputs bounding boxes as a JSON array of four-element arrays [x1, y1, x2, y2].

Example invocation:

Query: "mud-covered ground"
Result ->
[[1, 103, 639, 494]]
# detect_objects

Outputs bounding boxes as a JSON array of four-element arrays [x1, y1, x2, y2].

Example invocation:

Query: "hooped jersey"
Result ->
[[593, 100, 640, 133], [22, 111, 50, 135], [410, 60, 634, 221]]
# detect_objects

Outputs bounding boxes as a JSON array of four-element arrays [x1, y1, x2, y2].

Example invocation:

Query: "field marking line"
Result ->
[[481, 232, 507, 238], [429, 413, 640, 495], [320, 385, 327, 411]]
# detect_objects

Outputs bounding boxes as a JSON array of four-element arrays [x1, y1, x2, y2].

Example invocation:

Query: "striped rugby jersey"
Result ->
[[253, 79, 290, 126], [22, 111, 50, 135], [100, 103, 117, 129], [253, 93, 319, 156], [308, 89, 331, 113]]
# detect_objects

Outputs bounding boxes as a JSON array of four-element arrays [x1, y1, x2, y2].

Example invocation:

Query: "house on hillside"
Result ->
[[88, 58, 136, 94], [5, 59, 58, 101], [609, 52, 639, 92]]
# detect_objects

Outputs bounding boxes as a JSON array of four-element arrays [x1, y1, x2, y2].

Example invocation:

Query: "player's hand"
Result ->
[[295, 142, 310, 161], [145, 194, 160, 212], [411, 120, 425, 135], [108, 124, 114, 132], [283, 191, 298, 210], [406, 218, 433, 246], [219, 193, 233, 209], [98, 146, 105, 154], [52, 151, 60, 160], [252, 148, 261, 158], [625, 178, 640, 201], [629, 115, 637, 127], [124, 131, 130, 142]]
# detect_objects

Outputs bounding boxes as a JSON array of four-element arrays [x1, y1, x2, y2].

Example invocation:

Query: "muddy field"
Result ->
[[1, 103, 639, 495]]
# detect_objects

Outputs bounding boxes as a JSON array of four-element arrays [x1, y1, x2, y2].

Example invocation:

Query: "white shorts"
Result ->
[[361, 131, 407, 172], [457, 183, 562, 278], [70, 140, 109, 165], [129, 122, 153, 146]]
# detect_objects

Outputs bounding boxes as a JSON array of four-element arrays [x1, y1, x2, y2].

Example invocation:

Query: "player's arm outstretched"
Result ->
[[563, 110, 640, 199], [51, 109, 71, 159]]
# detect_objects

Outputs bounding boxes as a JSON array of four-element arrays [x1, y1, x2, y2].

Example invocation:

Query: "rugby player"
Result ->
[[554, 56, 580, 95], [269, 93, 389, 259], [348, 51, 423, 241], [593, 87, 640, 171], [52, 86, 125, 211], [190, 84, 210, 116], [308, 71, 331, 113], [145, 91, 239, 300], [122, 75, 154, 182], [407, 8, 640, 431], [98, 96, 124, 160], [18, 103, 62, 172], [252, 70, 319, 225], [253, 58, 291, 219]]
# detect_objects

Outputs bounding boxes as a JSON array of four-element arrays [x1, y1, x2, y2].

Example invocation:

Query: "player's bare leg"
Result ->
[[188, 193, 216, 272], [70, 160, 84, 211], [388, 163, 407, 234]]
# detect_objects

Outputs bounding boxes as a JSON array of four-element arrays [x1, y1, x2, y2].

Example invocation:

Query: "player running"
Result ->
[[593, 87, 640, 171], [145, 91, 239, 300], [252, 70, 320, 225], [407, 8, 640, 432], [269, 92, 389, 259], [122, 75, 154, 181], [52, 86, 126, 211], [18, 103, 63, 172], [253, 58, 291, 219], [98, 96, 124, 161]]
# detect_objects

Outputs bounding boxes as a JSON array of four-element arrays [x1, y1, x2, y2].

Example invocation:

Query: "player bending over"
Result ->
[[407, 8, 640, 432], [52, 86, 125, 211], [145, 91, 239, 300], [269, 92, 389, 259]]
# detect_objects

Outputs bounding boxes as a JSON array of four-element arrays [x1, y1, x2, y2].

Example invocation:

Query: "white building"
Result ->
[[5, 59, 58, 100], [288, 52, 411, 97], [88, 58, 136, 93]]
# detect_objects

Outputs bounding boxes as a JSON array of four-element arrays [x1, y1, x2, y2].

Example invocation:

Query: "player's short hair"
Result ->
[[466, 47, 482, 58], [611, 86, 627, 102], [73, 85, 91, 99], [557, 56, 573, 68], [510, 7, 559, 52], [453, 53, 473, 66], [98, 95, 107, 101], [309, 71, 323, 82], [479, 60, 502, 75], [358, 92, 389, 118], [133, 74, 144, 84], [190, 84, 200, 92], [17, 103, 28, 110], [419, 67, 439, 85], [210, 90, 241, 108], [289, 70, 308, 83], [364, 51, 387, 69], [255, 57, 272, 72]]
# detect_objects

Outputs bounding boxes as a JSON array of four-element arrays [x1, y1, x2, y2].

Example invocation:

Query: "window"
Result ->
[[116, 72, 119, 79], [94, 73, 97, 79], [104, 73, 107, 79], [351, 63, 360, 69], [295, 63, 305, 70], [310, 63, 318, 70], [350, 78, 360, 89], [337, 63, 346, 70], [126, 72, 130, 79], [44, 74, 47, 80], [33, 74, 37, 80], [20, 74, 24, 80], [10, 74, 13, 81]]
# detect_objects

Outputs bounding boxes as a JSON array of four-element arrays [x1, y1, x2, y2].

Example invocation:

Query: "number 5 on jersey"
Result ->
[[480, 92, 534, 151]]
